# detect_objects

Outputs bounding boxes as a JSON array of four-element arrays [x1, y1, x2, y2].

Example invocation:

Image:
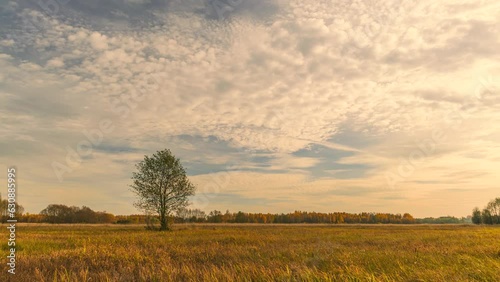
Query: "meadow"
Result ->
[[3, 224, 500, 281]]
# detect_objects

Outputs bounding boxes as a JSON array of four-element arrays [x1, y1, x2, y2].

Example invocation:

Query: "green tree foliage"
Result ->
[[130, 149, 196, 231], [472, 197, 500, 225], [40, 204, 73, 223], [472, 207, 482, 224], [173, 210, 417, 224], [38, 204, 115, 223], [486, 198, 500, 224], [482, 209, 493, 224], [208, 210, 223, 223], [415, 216, 471, 224]]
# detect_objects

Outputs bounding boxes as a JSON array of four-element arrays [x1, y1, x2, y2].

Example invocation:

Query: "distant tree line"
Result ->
[[13, 205, 417, 224], [415, 216, 472, 224], [18, 204, 115, 224], [6, 203, 489, 225], [174, 209, 417, 224], [472, 198, 500, 225]]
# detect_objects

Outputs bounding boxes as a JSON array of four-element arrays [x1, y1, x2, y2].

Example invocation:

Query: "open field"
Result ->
[[2, 224, 500, 281]]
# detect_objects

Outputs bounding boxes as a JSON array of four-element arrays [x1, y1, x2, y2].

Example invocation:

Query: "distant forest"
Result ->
[[472, 198, 500, 225], [0, 203, 473, 224]]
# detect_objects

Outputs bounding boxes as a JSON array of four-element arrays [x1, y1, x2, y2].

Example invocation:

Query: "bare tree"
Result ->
[[130, 149, 196, 231]]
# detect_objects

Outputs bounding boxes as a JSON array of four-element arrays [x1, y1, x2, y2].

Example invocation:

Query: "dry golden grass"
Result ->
[[2, 224, 500, 281]]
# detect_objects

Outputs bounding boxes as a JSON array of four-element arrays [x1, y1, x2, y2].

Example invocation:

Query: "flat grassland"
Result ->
[[3, 224, 500, 281]]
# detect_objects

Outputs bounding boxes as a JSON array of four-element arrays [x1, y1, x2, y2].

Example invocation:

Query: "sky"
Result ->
[[1, 0, 499, 218]]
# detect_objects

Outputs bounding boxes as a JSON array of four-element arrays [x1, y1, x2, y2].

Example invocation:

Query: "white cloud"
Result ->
[[1, 0, 500, 217], [89, 32, 109, 50], [46, 58, 65, 68]]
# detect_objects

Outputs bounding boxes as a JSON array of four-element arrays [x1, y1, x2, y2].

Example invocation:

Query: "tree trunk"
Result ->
[[159, 213, 170, 231]]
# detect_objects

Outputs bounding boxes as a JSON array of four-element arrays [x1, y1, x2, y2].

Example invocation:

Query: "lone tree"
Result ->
[[130, 149, 196, 231]]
